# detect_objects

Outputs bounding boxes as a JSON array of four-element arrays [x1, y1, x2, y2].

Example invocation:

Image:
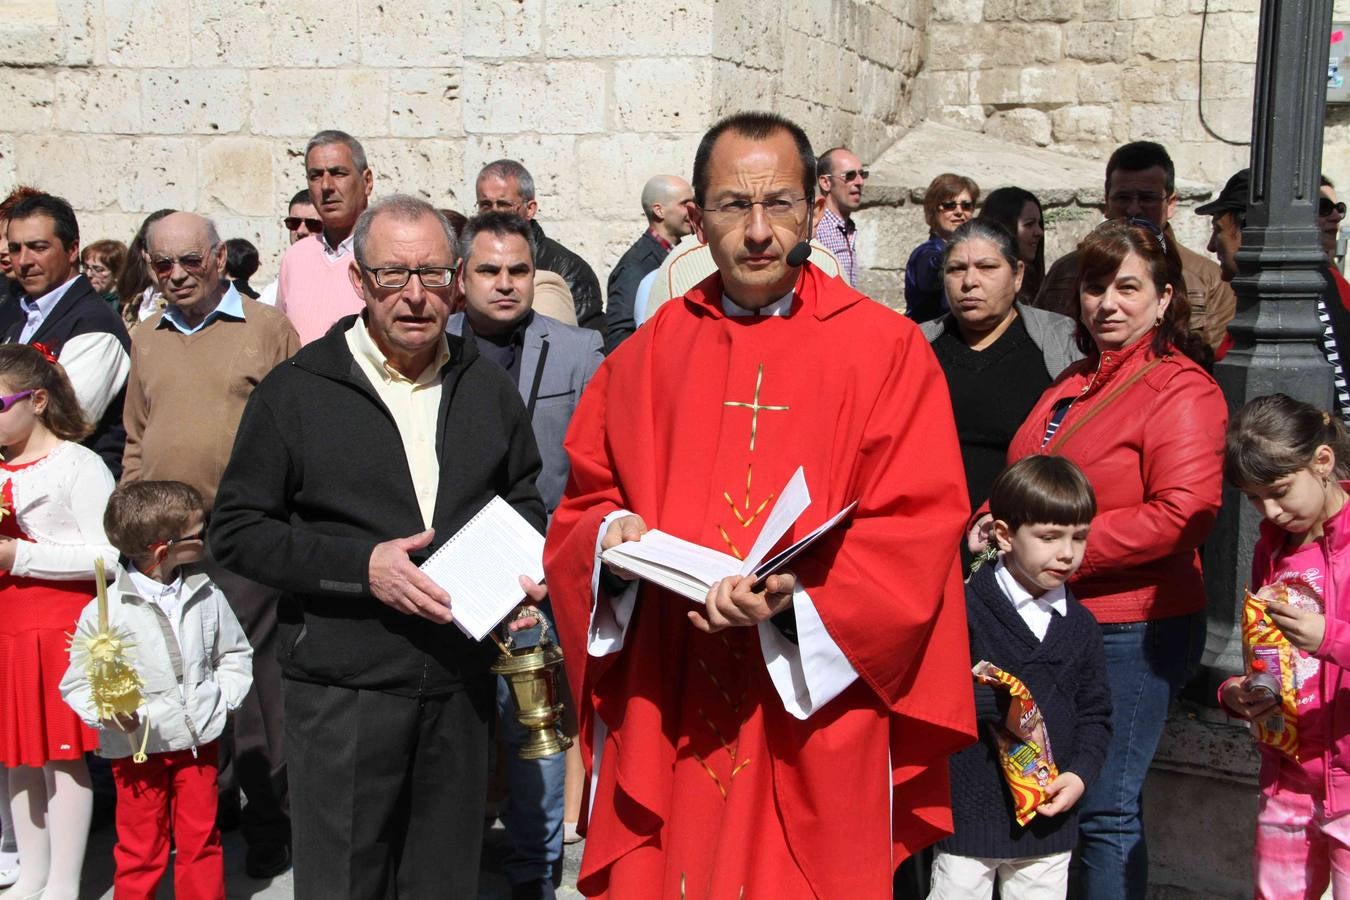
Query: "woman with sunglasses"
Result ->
[[0, 344, 118, 900], [906, 173, 980, 323]]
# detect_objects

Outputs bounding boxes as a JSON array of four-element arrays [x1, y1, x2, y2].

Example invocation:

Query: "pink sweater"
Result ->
[[276, 235, 365, 345]]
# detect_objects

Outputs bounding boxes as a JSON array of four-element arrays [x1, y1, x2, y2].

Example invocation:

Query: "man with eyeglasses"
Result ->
[[0, 192, 131, 476], [475, 159, 605, 334], [544, 111, 975, 897], [257, 190, 321, 308], [212, 196, 549, 899], [604, 175, 695, 350], [1311, 175, 1350, 424], [448, 211, 602, 900], [814, 146, 866, 286], [121, 210, 300, 879], [1035, 140, 1236, 352], [276, 129, 375, 345]]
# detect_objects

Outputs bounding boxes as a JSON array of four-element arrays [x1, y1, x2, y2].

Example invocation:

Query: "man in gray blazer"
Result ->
[[449, 210, 602, 900]]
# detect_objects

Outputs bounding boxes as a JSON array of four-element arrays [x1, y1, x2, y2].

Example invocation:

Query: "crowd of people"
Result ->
[[0, 111, 1342, 900]]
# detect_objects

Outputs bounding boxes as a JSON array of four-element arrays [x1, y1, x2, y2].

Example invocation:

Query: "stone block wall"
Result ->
[[0, 0, 920, 288], [910, 0, 1261, 186]]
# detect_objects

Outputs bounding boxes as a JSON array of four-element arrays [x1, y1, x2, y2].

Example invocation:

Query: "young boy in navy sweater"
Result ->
[[930, 456, 1112, 899]]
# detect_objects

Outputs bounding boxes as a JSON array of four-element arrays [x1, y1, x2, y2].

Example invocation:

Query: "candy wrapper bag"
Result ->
[[973, 660, 1058, 826], [1241, 581, 1319, 761]]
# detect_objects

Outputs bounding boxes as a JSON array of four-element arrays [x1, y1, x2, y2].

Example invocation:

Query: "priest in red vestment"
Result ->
[[543, 112, 977, 899]]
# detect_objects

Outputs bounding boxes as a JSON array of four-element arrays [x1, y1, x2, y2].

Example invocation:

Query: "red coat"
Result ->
[[544, 264, 976, 897], [1004, 335, 1227, 623]]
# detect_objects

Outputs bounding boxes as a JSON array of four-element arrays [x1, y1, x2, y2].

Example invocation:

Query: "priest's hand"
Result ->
[[690, 573, 795, 633], [368, 528, 454, 624], [600, 514, 648, 581]]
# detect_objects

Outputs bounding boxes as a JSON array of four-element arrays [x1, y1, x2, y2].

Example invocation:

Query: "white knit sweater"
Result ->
[[3, 441, 117, 581]]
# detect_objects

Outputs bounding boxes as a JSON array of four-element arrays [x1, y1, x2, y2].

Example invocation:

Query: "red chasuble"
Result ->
[[544, 264, 977, 898]]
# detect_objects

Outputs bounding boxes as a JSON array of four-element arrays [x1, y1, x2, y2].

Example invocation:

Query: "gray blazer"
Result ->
[[448, 310, 604, 513], [920, 301, 1083, 379]]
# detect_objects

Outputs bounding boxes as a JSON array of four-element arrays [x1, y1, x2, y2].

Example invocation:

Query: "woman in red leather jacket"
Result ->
[[972, 219, 1227, 899]]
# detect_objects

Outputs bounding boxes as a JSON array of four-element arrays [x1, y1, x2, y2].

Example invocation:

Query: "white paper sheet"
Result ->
[[418, 496, 545, 641]]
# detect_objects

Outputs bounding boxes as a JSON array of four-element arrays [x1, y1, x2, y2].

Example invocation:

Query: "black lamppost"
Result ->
[[1202, 1, 1334, 690]]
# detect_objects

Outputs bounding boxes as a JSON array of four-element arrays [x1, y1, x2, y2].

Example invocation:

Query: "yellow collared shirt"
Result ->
[[345, 320, 451, 528]]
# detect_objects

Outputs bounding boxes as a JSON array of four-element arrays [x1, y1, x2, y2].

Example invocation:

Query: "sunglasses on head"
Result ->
[[939, 200, 975, 212], [1321, 198, 1347, 218], [285, 216, 324, 232], [0, 390, 33, 413]]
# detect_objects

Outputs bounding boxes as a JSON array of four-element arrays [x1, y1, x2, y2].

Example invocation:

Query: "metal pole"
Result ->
[[1201, 0, 1334, 692]]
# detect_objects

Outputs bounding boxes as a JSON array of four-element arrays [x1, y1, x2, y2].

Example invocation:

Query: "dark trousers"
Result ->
[[204, 560, 290, 847], [283, 678, 493, 900]]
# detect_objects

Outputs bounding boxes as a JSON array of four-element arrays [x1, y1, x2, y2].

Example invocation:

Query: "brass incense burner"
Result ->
[[491, 608, 573, 760]]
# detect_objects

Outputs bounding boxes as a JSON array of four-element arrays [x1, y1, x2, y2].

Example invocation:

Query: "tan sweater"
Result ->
[[122, 298, 300, 507]]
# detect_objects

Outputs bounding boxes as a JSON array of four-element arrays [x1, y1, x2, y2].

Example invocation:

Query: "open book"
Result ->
[[600, 468, 856, 603], [418, 496, 545, 642]]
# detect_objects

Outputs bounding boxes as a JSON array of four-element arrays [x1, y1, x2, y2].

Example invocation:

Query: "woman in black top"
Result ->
[[922, 220, 1081, 514]]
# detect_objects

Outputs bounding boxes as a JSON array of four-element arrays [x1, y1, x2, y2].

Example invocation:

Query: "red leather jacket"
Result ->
[[1004, 334, 1227, 623]]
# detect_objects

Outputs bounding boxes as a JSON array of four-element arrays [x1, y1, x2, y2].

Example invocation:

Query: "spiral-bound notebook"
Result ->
[[418, 496, 546, 641]]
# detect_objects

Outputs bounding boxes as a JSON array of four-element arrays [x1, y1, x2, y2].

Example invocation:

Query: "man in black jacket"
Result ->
[[475, 159, 605, 334], [1, 193, 130, 475], [604, 174, 693, 351], [211, 195, 547, 899]]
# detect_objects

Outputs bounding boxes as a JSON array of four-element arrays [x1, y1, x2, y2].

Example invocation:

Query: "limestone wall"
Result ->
[[909, 0, 1261, 187], [0, 0, 919, 288]]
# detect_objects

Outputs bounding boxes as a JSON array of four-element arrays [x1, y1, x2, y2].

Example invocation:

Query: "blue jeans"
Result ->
[[496, 675, 565, 885], [1076, 611, 1206, 900]]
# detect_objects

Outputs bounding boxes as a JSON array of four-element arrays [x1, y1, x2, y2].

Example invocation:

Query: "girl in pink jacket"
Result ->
[[1223, 393, 1350, 900]]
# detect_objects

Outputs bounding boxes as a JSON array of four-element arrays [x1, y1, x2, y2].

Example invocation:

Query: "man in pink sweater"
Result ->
[[276, 130, 373, 344]]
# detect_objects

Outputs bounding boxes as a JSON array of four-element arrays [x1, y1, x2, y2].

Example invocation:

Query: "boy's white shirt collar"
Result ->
[[993, 558, 1067, 642], [126, 562, 183, 602]]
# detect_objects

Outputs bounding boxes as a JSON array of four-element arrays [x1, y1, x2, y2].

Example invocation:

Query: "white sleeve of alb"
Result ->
[[758, 583, 859, 720], [58, 331, 129, 423], [587, 509, 640, 657]]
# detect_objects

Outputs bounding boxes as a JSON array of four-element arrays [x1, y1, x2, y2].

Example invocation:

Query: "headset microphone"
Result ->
[[786, 241, 812, 267]]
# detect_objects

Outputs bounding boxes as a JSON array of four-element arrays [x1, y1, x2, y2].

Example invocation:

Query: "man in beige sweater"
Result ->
[[122, 211, 300, 879]]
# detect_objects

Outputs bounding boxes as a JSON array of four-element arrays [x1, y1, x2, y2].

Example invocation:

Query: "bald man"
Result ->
[[122, 210, 300, 878], [604, 174, 694, 350]]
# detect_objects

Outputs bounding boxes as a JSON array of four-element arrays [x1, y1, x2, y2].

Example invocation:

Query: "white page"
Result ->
[[602, 530, 740, 587], [738, 466, 811, 576], [419, 496, 545, 642], [751, 500, 859, 580]]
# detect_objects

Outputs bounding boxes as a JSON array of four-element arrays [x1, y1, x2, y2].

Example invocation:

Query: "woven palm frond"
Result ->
[[67, 558, 148, 761]]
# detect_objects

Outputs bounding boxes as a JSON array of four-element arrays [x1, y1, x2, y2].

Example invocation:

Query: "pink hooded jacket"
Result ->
[[1224, 490, 1350, 813]]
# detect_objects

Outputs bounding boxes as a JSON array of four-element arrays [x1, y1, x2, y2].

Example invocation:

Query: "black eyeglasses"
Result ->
[[1321, 198, 1347, 218], [165, 528, 205, 548], [828, 169, 869, 183], [362, 265, 458, 289], [939, 200, 975, 212], [285, 216, 324, 232]]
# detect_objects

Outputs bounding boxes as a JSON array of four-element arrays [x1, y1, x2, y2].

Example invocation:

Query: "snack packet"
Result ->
[[1241, 581, 1318, 760], [972, 660, 1058, 826]]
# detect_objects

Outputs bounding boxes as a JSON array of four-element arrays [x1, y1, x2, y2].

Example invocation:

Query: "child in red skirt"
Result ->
[[61, 481, 252, 900], [0, 343, 118, 900]]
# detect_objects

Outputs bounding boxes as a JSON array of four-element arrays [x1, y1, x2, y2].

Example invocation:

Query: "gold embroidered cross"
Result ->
[[723, 364, 789, 452]]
